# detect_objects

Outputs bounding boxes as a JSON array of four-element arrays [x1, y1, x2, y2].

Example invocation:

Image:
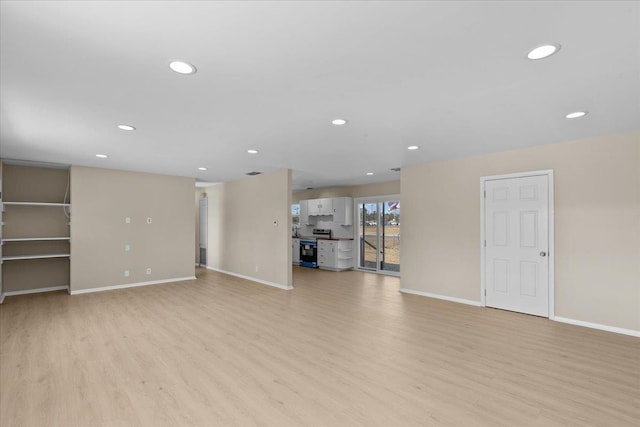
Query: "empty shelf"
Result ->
[[2, 253, 70, 261], [2, 237, 70, 242], [2, 202, 71, 207]]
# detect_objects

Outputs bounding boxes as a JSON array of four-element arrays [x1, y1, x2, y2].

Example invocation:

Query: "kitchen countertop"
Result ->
[[293, 236, 354, 241]]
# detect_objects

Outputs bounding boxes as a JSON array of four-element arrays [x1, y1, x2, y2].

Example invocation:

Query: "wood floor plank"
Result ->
[[1, 266, 639, 426]]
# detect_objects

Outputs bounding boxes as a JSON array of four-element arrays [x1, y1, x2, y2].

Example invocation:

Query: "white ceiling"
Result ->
[[1, 1, 638, 190]]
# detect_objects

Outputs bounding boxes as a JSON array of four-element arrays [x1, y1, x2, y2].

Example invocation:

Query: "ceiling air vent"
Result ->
[[390, 167, 401, 172], [245, 171, 262, 176]]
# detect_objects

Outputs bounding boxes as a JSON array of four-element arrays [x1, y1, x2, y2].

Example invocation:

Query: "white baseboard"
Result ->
[[70, 276, 196, 295], [3, 285, 69, 296], [0, 294, 5, 304], [399, 288, 482, 307], [554, 316, 640, 338], [205, 266, 293, 290]]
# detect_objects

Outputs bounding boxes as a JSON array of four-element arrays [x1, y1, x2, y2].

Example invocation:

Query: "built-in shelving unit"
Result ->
[[0, 161, 71, 296]]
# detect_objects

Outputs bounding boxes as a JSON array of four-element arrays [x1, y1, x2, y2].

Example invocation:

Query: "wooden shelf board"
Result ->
[[2, 253, 71, 261]]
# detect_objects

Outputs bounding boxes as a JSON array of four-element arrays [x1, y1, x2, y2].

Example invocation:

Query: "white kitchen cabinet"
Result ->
[[299, 200, 310, 225], [331, 197, 353, 225], [292, 238, 300, 264], [318, 239, 354, 271], [318, 198, 333, 214], [307, 198, 333, 215]]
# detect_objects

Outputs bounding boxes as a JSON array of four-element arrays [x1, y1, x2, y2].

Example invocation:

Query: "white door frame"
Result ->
[[480, 170, 555, 319]]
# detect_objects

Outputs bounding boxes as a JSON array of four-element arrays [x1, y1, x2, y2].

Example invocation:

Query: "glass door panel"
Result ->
[[359, 203, 378, 270], [381, 201, 400, 273], [357, 199, 400, 274]]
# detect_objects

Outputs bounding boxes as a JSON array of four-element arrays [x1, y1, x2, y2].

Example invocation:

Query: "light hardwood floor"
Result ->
[[1, 267, 639, 426]]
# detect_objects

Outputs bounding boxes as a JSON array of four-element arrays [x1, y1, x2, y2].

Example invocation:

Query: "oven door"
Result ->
[[299, 241, 318, 268]]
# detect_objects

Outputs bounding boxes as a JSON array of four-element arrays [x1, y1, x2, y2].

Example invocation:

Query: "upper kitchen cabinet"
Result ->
[[299, 197, 353, 225], [332, 197, 353, 226], [307, 198, 333, 215], [299, 200, 309, 225]]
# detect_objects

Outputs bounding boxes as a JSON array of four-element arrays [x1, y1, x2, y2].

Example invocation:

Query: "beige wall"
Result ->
[[401, 131, 640, 331], [292, 180, 400, 203], [205, 169, 292, 289], [70, 166, 195, 291]]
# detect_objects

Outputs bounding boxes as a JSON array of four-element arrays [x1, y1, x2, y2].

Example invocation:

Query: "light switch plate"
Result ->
[[125, 217, 131, 224], [146, 217, 152, 224]]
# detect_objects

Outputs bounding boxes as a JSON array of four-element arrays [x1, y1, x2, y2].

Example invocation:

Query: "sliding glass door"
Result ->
[[357, 197, 400, 274]]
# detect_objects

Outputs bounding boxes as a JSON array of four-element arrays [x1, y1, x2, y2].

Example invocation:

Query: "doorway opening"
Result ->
[[356, 196, 400, 275]]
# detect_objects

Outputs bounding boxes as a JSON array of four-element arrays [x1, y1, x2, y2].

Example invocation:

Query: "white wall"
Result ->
[[205, 169, 292, 289], [401, 131, 640, 332]]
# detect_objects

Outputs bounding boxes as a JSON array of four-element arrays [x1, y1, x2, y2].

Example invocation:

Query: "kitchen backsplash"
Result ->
[[299, 220, 354, 239]]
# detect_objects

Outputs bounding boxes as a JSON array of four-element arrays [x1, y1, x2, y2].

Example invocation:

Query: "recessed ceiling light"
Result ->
[[117, 124, 135, 131], [366, 172, 374, 176], [95, 154, 109, 158], [169, 61, 197, 75], [407, 145, 420, 150], [332, 119, 348, 126], [565, 111, 588, 119], [198, 167, 208, 171], [527, 44, 561, 60], [247, 149, 259, 154]]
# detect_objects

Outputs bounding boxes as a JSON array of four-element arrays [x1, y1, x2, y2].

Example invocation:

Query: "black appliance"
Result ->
[[300, 239, 318, 268], [299, 229, 332, 268]]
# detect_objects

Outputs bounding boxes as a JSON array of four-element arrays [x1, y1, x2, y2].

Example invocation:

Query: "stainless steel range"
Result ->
[[299, 229, 332, 268]]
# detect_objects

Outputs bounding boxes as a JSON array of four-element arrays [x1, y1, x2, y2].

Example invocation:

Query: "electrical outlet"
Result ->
[[124, 270, 130, 277], [146, 268, 151, 275], [255, 265, 259, 272], [125, 216, 131, 224], [125, 244, 130, 252], [146, 217, 152, 224]]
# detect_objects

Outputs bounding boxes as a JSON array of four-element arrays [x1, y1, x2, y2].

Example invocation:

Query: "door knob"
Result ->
[[540, 251, 547, 257]]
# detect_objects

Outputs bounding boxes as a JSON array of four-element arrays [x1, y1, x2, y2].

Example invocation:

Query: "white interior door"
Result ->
[[484, 175, 549, 317]]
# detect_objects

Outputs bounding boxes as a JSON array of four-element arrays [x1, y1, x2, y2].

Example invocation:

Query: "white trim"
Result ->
[[205, 266, 293, 290], [0, 294, 5, 304], [554, 316, 640, 338], [480, 169, 555, 319], [70, 276, 196, 295], [4, 285, 69, 296], [399, 288, 482, 307]]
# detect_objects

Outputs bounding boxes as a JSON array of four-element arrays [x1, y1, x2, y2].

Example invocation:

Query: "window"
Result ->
[[291, 203, 301, 236]]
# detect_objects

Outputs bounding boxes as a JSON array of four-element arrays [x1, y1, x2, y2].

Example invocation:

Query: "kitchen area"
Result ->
[[292, 197, 355, 271]]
